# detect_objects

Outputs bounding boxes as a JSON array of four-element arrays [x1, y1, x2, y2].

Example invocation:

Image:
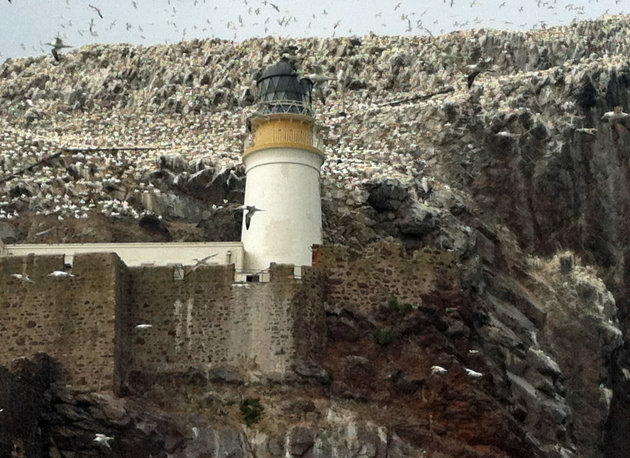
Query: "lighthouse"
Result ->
[[241, 60, 325, 274]]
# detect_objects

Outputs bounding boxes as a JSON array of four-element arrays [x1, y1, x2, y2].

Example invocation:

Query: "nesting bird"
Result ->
[[464, 368, 483, 378], [431, 365, 448, 375]]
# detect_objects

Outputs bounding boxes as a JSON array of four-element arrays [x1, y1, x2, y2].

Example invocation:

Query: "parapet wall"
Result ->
[[0, 253, 124, 391]]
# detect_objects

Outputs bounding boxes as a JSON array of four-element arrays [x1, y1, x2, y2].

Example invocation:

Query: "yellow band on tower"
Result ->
[[244, 116, 324, 157]]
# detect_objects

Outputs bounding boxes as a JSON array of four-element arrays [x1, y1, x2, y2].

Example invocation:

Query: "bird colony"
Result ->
[[1, 15, 629, 231]]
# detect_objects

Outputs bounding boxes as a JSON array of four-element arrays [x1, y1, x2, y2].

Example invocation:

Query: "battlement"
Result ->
[[0, 253, 326, 393], [0, 253, 126, 391], [0, 241, 458, 394]]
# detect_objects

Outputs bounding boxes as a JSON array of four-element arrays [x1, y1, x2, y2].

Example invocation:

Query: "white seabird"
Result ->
[[431, 365, 448, 375], [464, 368, 483, 378], [185, 253, 218, 277], [135, 324, 152, 329], [238, 205, 264, 230], [601, 106, 630, 122], [11, 273, 34, 283], [44, 37, 72, 61], [192, 253, 217, 265], [94, 433, 113, 449], [48, 271, 74, 277]]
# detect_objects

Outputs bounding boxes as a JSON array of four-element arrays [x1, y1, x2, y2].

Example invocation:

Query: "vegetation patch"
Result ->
[[376, 327, 394, 346], [240, 398, 263, 426], [388, 296, 416, 316]]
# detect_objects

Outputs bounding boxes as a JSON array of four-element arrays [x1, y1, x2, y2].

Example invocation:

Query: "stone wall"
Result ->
[[124, 263, 326, 383], [0, 253, 124, 391], [0, 252, 327, 392], [312, 241, 462, 316]]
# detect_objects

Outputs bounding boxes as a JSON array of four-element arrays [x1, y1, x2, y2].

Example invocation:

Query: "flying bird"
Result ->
[[45, 37, 72, 61], [48, 271, 74, 277], [465, 59, 494, 89], [11, 273, 34, 283], [88, 4, 103, 18], [135, 324, 153, 329], [192, 253, 218, 266], [185, 253, 218, 277], [94, 433, 114, 449], [601, 106, 630, 122], [239, 205, 264, 230]]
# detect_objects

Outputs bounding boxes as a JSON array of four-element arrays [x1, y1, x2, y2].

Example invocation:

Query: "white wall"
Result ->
[[1, 242, 244, 270], [241, 147, 324, 273]]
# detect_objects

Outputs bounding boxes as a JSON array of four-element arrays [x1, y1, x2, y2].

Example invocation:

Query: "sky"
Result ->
[[0, 0, 627, 61]]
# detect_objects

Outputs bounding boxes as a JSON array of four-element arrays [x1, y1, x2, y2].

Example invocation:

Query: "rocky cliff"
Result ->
[[2, 14, 630, 457]]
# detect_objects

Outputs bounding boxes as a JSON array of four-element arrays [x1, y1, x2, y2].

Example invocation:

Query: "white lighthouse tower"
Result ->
[[241, 60, 325, 274]]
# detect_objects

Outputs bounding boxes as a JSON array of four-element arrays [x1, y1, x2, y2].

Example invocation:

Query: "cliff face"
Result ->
[[2, 15, 630, 457]]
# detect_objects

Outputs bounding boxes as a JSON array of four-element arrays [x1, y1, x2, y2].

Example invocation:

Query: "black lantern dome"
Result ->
[[256, 61, 313, 115]]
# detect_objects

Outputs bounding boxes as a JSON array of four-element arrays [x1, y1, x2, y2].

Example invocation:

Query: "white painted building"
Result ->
[[1, 241, 244, 271]]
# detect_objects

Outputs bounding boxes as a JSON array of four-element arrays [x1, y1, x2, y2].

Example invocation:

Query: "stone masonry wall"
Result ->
[[124, 263, 325, 383], [0, 253, 123, 391], [0, 252, 327, 392], [313, 241, 462, 316]]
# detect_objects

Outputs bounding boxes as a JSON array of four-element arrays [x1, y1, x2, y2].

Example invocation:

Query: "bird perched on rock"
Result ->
[[11, 273, 33, 283], [464, 367, 483, 378], [45, 37, 72, 61], [238, 205, 264, 230], [48, 271, 74, 277], [94, 433, 114, 449], [431, 365, 448, 375], [601, 106, 630, 122]]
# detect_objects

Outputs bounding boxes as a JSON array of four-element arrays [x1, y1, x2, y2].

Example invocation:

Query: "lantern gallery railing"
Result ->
[[255, 99, 313, 117]]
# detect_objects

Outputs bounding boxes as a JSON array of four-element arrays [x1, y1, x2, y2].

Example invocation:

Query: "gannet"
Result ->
[[464, 368, 483, 378], [48, 271, 74, 277], [11, 273, 34, 283], [431, 365, 448, 375], [192, 253, 217, 265], [45, 37, 72, 61], [94, 433, 113, 449], [601, 106, 630, 122], [135, 324, 152, 329], [88, 4, 103, 19], [238, 205, 264, 230]]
